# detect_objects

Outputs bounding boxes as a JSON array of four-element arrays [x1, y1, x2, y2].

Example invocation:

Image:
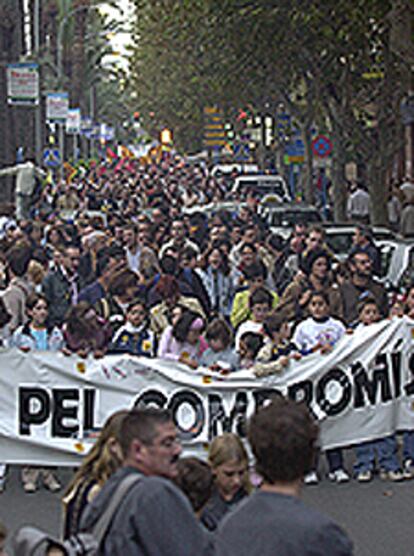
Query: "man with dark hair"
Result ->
[[215, 399, 353, 556], [42, 243, 84, 327], [159, 218, 200, 258], [350, 225, 381, 276], [80, 408, 212, 555], [2, 244, 32, 331], [339, 247, 388, 325]]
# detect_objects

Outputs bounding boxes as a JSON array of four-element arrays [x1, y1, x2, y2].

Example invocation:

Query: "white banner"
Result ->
[[0, 318, 413, 466]]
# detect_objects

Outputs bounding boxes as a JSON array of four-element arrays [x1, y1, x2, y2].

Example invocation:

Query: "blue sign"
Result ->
[[285, 138, 305, 157], [43, 148, 60, 168], [233, 144, 250, 161]]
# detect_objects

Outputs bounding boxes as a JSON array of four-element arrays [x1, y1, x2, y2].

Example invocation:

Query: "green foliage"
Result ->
[[128, 0, 411, 222]]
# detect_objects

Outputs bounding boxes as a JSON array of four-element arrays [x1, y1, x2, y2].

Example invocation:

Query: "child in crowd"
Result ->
[[254, 313, 300, 377], [11, 293, 64, 352], [62, 302, 112, 359], [199, 318, 239, 372], [201, 433, 251, 531], [238, 331, 264, 369], [292, 291, 346, 355], [157, 309, 208, 369], [292, 291, 349, 484], [353, 296, 405, 482], [110, 299, 156, 357], [234, 287, 272, 351], [175, 457, 214, 518], [11, 293, 63, 494]]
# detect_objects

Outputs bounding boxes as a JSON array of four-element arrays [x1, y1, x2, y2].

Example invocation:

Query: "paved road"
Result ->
[[0, 451, 413, 555]]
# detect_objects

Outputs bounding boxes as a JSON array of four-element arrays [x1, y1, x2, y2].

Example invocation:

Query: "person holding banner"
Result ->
[[158, 309, 207, 369], [10, 293, 64, 493], [110, 298, 157, 357], [292, 291, 349, 485], [401, 283, 414, 478], [352, 295, 405, 482]]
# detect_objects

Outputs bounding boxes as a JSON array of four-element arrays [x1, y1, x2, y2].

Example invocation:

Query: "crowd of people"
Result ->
[[0, 157, 413, 492], [0, 155, 412, 553]]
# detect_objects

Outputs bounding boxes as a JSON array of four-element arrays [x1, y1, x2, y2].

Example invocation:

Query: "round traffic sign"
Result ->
[[311, 135, 333, 158]]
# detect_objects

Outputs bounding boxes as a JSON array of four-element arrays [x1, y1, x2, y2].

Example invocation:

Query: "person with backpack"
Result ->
[[80, 407, 212, 555]]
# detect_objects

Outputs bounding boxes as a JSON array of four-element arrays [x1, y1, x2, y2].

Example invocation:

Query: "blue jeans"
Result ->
[[354, 435, 400, 473], [403, 431, 414, 462], [312, 448, 344, 473]]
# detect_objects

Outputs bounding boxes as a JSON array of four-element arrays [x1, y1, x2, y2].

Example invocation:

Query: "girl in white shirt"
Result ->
[[292, 291, 346, 355], [292, 291, 349, 485]]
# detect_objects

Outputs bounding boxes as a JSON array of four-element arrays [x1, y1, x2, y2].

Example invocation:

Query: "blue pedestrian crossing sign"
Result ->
[[43, 148, 61, 168]]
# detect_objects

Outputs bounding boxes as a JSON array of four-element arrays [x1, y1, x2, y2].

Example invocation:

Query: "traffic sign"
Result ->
[[43, 148, 61, 168], [311, 135, 333, 158]]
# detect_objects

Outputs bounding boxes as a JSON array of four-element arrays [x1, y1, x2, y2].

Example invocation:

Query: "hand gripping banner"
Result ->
[[0, 318, 413, 466]]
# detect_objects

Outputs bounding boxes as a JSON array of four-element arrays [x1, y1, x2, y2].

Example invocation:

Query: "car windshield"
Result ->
[[325, 232, 353, 255]]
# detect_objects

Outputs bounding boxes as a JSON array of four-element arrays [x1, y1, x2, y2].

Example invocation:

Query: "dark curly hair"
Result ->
[[248, 398, 318, 484]]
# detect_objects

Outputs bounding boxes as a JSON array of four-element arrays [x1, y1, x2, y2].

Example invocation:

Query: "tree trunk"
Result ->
[[302, 125, 314, 204], [331, 120, 347, 222]]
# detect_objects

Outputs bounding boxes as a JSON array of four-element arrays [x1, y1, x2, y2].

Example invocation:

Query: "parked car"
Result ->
[[323, 225, 397, 261], [231, 174, 291, 202], [375, 239, 414, 290], [210, 163, 259, 178], [263, 202, 323, 236]]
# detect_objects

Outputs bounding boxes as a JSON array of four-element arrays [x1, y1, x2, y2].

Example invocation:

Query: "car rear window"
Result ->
[[270, 210, 321, 227]]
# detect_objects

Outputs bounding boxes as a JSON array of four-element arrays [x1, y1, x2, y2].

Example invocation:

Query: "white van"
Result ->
[[232, 174, 291, 202]]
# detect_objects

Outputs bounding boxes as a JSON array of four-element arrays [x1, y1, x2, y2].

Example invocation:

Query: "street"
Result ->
[[1, 451, 413, 556]]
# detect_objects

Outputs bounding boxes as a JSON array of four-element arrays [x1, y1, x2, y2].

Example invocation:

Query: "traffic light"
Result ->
[[160, 128, 173, 144]]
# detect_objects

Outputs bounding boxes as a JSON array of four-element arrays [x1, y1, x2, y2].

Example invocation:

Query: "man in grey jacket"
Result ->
[[215, 399, 353, 556], [80, 408, 212, 555]]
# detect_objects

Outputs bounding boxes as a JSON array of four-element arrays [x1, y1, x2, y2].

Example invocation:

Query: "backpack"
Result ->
[[12, 473, 142, 555]]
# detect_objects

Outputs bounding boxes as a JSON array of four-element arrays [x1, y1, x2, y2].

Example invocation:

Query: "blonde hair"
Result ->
[[208, 433, 251, 492], [27, 259, 46, 286], [64, 410, 128, 498]]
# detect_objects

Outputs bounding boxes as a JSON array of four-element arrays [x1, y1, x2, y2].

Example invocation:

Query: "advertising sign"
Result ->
[[65, 108, 81, 134], [7, 63, 39, 106], [46, 92, 69, 123]]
